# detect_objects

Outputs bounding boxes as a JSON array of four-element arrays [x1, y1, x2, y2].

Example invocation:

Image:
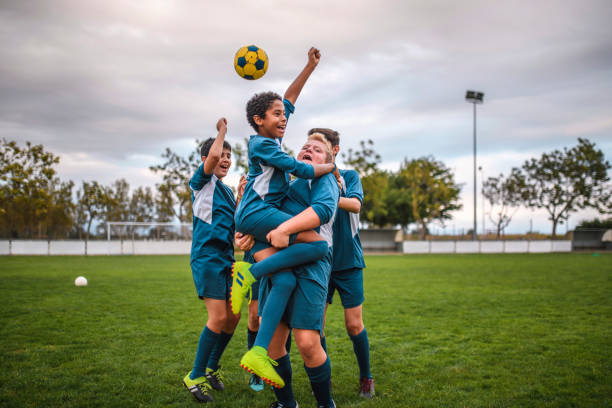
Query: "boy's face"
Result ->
[[201, 148, 232, 180], [298, 140, 329, 164], [254, 99, 286, 139]]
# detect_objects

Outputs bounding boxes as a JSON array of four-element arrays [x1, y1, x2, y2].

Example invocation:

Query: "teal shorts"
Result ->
[[191, 253, 233, 300], [259, 256, 330, 335], [327, 267, 364, 308]]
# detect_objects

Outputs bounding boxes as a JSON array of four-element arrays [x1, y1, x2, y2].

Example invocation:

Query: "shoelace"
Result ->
[[197, 380, 212, 392], [265, 354, 279, 367], [210, 369, 224, 383]]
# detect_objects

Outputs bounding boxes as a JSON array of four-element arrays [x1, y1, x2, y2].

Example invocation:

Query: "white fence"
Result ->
[[402, 240, 572, 254], [0, 239, 572, 256], [0, 240, 191, 256]]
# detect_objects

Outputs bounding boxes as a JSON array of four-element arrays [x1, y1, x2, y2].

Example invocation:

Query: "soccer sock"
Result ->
[[206, 331, 233, 371], [349, 328, 372, 379], [250, 241, 328, 279], [285, 330, 292, 354], [320, 335, 328, 354], [191, 326, 220, 379], [247, 328, 257, 350], [254, 271, 296, 349], [272, 354, 297, 408], [304, 356, 333, 407]]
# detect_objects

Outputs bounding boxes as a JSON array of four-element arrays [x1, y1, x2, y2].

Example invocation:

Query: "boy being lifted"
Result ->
[[232, 48, 335, 387]]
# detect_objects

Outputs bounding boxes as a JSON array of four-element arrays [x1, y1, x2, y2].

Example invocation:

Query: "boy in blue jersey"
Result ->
[[310, 128, 375, 398], [183, 118, 242, 403], [260, 134, 339, 408], [231, 48, 337, 388]]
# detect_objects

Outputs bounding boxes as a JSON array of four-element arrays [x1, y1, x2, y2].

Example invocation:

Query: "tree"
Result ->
[[149, 145, 199, 224], [0, 139, 68, 239], [482, 168, 525, 238], [520, 138, 611, 238], [400, 157, 462, 240], [232, 137, 250, 174], [341, 139, 389, 226], [129, 186, 155, 223], [75, 181, 109, 242]]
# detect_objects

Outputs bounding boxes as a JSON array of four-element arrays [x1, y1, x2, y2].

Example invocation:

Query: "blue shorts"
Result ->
[[327, 267, 364, 308], [259, 259, 330, 335], [191, 253, 232, 300], [236, 205, 293, 243]]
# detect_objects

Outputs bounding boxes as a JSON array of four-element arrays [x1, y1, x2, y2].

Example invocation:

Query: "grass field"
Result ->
[[1, 253, 610, 407]]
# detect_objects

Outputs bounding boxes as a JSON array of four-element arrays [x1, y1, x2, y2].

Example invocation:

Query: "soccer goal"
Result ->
[[106, 222, 193, 241]]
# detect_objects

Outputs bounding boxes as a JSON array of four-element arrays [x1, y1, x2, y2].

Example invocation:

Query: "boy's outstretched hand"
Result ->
[[308, 47, 320, 67], [216, 117, 227, 132]]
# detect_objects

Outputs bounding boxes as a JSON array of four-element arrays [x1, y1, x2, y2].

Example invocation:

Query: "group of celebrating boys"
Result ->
[[183, 48, 374, 408]]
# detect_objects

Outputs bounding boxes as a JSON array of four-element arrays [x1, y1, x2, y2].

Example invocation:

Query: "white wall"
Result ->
[[0, 240, 191, 255], [402, 240, 572, 254]]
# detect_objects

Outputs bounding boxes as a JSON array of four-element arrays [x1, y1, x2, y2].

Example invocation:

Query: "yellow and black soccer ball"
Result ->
[[234, 45, 268, 80]]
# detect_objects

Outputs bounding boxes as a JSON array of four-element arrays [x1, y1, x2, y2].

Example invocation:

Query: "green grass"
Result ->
[[0, 254, 610, 407]]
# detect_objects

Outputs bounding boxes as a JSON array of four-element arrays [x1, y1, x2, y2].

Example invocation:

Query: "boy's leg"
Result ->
[[247, 293, 265, 391], [269, 323, 297, 408], [206, 301, 240, 390], [295, 329, 334, 408], [335, 268, 374, 397], [184, 298, 227, 402], [240, 271, 296, 387]]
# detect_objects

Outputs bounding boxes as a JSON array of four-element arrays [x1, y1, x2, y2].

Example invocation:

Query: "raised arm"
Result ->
[[283, 47, 320, 105], [203, 118, 228, 175]]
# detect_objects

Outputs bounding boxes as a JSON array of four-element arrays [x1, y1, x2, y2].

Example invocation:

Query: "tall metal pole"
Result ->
[[473, 102, 477, 241]]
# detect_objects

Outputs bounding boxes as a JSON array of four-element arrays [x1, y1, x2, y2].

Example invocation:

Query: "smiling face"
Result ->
[[254, 99, 287, 139], [201, 148, 232, 180], [297, 139, 331, 164]]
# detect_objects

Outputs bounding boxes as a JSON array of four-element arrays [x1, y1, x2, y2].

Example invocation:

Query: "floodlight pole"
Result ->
[[465, 90, 484, 241]]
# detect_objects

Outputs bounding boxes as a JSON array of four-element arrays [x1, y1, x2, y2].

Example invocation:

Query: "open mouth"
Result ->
[[302, 153, 312, 161], [219, 163, 230, 171]]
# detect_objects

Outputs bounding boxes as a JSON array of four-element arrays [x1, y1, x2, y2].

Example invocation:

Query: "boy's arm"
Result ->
[[283, 47, 320, 105], [203, 118, 228, 175], [267, 175, 340, 246], [338, 197, 361, 213], [258, 137, 334, 179]]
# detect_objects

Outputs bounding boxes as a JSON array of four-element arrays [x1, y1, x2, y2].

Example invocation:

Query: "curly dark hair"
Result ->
[[246, 91, 282, 132], [308, 128, 340, 147], [200, 137, 231, 157]]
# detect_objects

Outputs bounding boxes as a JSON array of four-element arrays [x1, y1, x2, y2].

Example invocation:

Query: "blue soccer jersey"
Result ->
[[235, 99, 316, 228], [332, 169, 366, 271], [281, 174, 339, 287], [190, 163, 236, 262]]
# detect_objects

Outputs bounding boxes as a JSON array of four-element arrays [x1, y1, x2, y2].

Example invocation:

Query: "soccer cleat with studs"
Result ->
[[205, 367, 225, 391], [183, 371, 214, 403], [240, 346, 285, 388], [359, 377, 375, 398], [230, 262, 256, 314]]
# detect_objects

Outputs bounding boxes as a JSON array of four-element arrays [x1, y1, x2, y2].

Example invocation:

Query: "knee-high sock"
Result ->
[[320, 335, 328, 354], [285, 330, 292, 354], [304, 356, 333, 407], [254, 271, 296, 349], [247, 328, 257, 350], [191, 326, 220, 379], [250, 241, 328, 279], [272, 354, 297, 408], [207, 331, 233, 371], [349, 328, 371, 379]]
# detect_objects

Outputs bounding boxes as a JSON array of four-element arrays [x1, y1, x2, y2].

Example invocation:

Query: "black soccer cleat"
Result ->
[[183, 371, 214, 403], [205, 367, 225, 391]]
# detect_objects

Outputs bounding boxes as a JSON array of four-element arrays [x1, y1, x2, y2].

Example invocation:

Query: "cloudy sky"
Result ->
[[2, 0, 611, 234]]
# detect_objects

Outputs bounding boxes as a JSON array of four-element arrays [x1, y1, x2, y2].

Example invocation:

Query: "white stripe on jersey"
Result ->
[[192, 174, 218, 224], [320, 209, 336, 247], [253, 164, 274, 201]]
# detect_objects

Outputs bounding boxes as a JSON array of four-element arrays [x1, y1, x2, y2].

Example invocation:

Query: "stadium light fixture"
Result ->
[[465, 90, 484, 240]]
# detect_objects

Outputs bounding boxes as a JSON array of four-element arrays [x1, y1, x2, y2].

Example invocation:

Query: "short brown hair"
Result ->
[[308, 128, 339, 147]]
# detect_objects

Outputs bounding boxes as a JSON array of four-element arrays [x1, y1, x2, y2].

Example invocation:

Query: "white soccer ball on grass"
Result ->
[[75, 276, 88, 287]]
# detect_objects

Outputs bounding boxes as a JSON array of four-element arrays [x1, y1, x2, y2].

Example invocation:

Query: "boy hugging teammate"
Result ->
[[230, 48, 336, 388]]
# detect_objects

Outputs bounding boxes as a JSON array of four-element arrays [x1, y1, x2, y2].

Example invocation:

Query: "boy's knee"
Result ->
[[312, 240, 328, 257], [271, 271, 297, 292], [346, 320, 364, 336]]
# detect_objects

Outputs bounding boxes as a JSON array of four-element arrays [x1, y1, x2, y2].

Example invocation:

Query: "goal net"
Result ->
[[106, 222, 193, 241]]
